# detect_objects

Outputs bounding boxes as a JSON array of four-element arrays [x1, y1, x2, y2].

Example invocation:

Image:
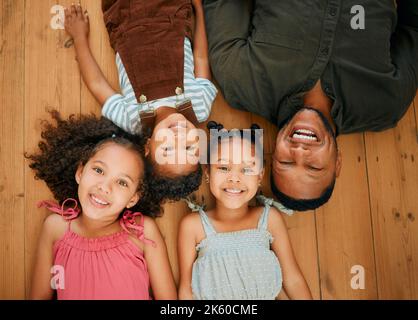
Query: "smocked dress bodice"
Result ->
[[191, 203, 283, 300], [38, 200, 154, 300]]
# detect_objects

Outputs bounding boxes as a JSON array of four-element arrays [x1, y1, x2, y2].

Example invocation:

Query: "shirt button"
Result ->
[[139, 94, 147, 103]]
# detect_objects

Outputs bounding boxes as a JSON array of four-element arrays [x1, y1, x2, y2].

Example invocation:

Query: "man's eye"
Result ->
[[279, 161, 294, 165], [308, 166, 322, 171], [218, 166, 229, 171]]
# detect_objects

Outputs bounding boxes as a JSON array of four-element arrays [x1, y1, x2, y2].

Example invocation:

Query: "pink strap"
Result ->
[[120, 211, 156, 247], [37, 198, 80, 221]]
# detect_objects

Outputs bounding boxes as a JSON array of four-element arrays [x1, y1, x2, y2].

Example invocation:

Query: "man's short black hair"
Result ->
[[270, 173, 336, 211]]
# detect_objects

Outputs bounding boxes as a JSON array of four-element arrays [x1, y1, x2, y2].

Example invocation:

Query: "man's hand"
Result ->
[[64, 3, 89, 42]]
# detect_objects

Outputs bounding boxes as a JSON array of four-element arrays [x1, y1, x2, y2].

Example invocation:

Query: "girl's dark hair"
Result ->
[[206, 121, 264, 165], [25, 110, 161, 217], [145, 163, 203, 204]]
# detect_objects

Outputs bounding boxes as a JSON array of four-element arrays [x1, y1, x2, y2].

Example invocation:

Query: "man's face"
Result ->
[[272, 108, 341, 199], [148, 113, 199, 177]]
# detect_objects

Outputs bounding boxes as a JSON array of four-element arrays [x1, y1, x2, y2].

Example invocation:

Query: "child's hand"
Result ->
[[64, 3, 89, 41]]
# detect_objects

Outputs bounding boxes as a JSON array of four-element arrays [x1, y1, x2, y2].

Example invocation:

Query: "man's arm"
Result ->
[[202, 0, 253, 83], [391, 0, 418, 113]]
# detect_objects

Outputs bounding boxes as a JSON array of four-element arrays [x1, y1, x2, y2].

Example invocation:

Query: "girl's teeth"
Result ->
[[91, 195, 108, 205], [225, 188, 242, 194]]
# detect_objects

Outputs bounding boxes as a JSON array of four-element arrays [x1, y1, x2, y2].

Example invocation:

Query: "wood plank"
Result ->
[[207, 91, 252, 130], [24, 0, 81, 298], [316, 134, 378, 299], [365, 101, 418, 299], [251, 113, 278, 155], [414, 92, 418, 135], [156, 201, 190, 285], [0, 0, 25, 299]]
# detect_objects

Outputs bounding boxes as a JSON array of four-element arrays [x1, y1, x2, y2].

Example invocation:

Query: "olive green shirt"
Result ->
[[204, 0, 418, 133]]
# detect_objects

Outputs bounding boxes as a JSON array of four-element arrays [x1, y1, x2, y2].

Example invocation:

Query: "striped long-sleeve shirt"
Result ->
[[102, 37, 218, 134]]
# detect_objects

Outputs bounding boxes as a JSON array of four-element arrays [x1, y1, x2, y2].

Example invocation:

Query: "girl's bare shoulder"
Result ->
[[42, 214, 69, 243]]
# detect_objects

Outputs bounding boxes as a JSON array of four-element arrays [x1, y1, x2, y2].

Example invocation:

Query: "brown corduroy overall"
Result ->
[[103, 0, 193, 103]]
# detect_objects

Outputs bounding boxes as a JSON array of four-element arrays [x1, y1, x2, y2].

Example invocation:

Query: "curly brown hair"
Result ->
[[25, 110, 162, 217]]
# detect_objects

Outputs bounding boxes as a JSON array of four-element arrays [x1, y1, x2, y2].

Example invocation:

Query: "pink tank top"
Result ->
[[38, 199, 155, 300]]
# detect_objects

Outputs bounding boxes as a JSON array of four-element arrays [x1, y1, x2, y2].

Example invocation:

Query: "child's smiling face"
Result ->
[[75, 142, 144, 221], [148, 113, 200, 177], [209, 137, 264, 210]]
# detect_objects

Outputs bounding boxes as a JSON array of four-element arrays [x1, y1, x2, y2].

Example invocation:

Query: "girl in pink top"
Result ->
[[26, 111, 176, 300]]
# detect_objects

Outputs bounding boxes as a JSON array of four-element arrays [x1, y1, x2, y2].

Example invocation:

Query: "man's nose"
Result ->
[[290, 144, 311, 161]]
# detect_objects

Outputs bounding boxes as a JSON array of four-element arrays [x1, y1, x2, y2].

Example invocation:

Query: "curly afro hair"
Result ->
[[145, 162, 203, 205], [25, 110, 162, 217]]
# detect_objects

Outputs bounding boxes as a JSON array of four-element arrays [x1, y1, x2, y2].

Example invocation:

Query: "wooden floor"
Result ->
[[1, 0, 417, 300]]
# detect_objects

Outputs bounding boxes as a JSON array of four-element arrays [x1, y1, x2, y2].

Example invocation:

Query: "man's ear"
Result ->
[[335, 150, 342, 178], [75, 163, 84, 185], [127, 192, 140, 209]]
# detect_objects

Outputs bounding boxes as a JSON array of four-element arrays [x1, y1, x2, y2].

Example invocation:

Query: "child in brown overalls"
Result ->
[[64, 1, 217, 203]]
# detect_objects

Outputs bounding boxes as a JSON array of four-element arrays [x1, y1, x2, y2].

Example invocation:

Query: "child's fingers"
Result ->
[[70, 3, 77, 16], [64, 8, 71, 19], [76, 3, 83, 16], [84, 10, 89, 22]]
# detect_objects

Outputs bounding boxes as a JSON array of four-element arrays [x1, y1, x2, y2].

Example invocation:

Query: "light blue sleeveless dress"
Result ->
[[191, 202, 283, 300]]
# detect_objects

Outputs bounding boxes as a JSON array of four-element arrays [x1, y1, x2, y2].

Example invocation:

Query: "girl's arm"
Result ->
[[143, 217, 177, 300], [191, 0, 212, 80], [64, 4, 116, 105], [29, 215, 65, 299], [177, 214, 199, 300], [269, 208, 313, 300]]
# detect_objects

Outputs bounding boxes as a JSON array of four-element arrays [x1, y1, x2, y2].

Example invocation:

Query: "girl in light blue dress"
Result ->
[[177, 122, 312, 300]]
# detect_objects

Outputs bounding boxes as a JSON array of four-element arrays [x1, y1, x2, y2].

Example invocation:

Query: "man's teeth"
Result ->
[[224, 188, 242, 194], [293, 134, 318, 141], [292, 129, 318, 141], [91, 195, 109, 205]]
